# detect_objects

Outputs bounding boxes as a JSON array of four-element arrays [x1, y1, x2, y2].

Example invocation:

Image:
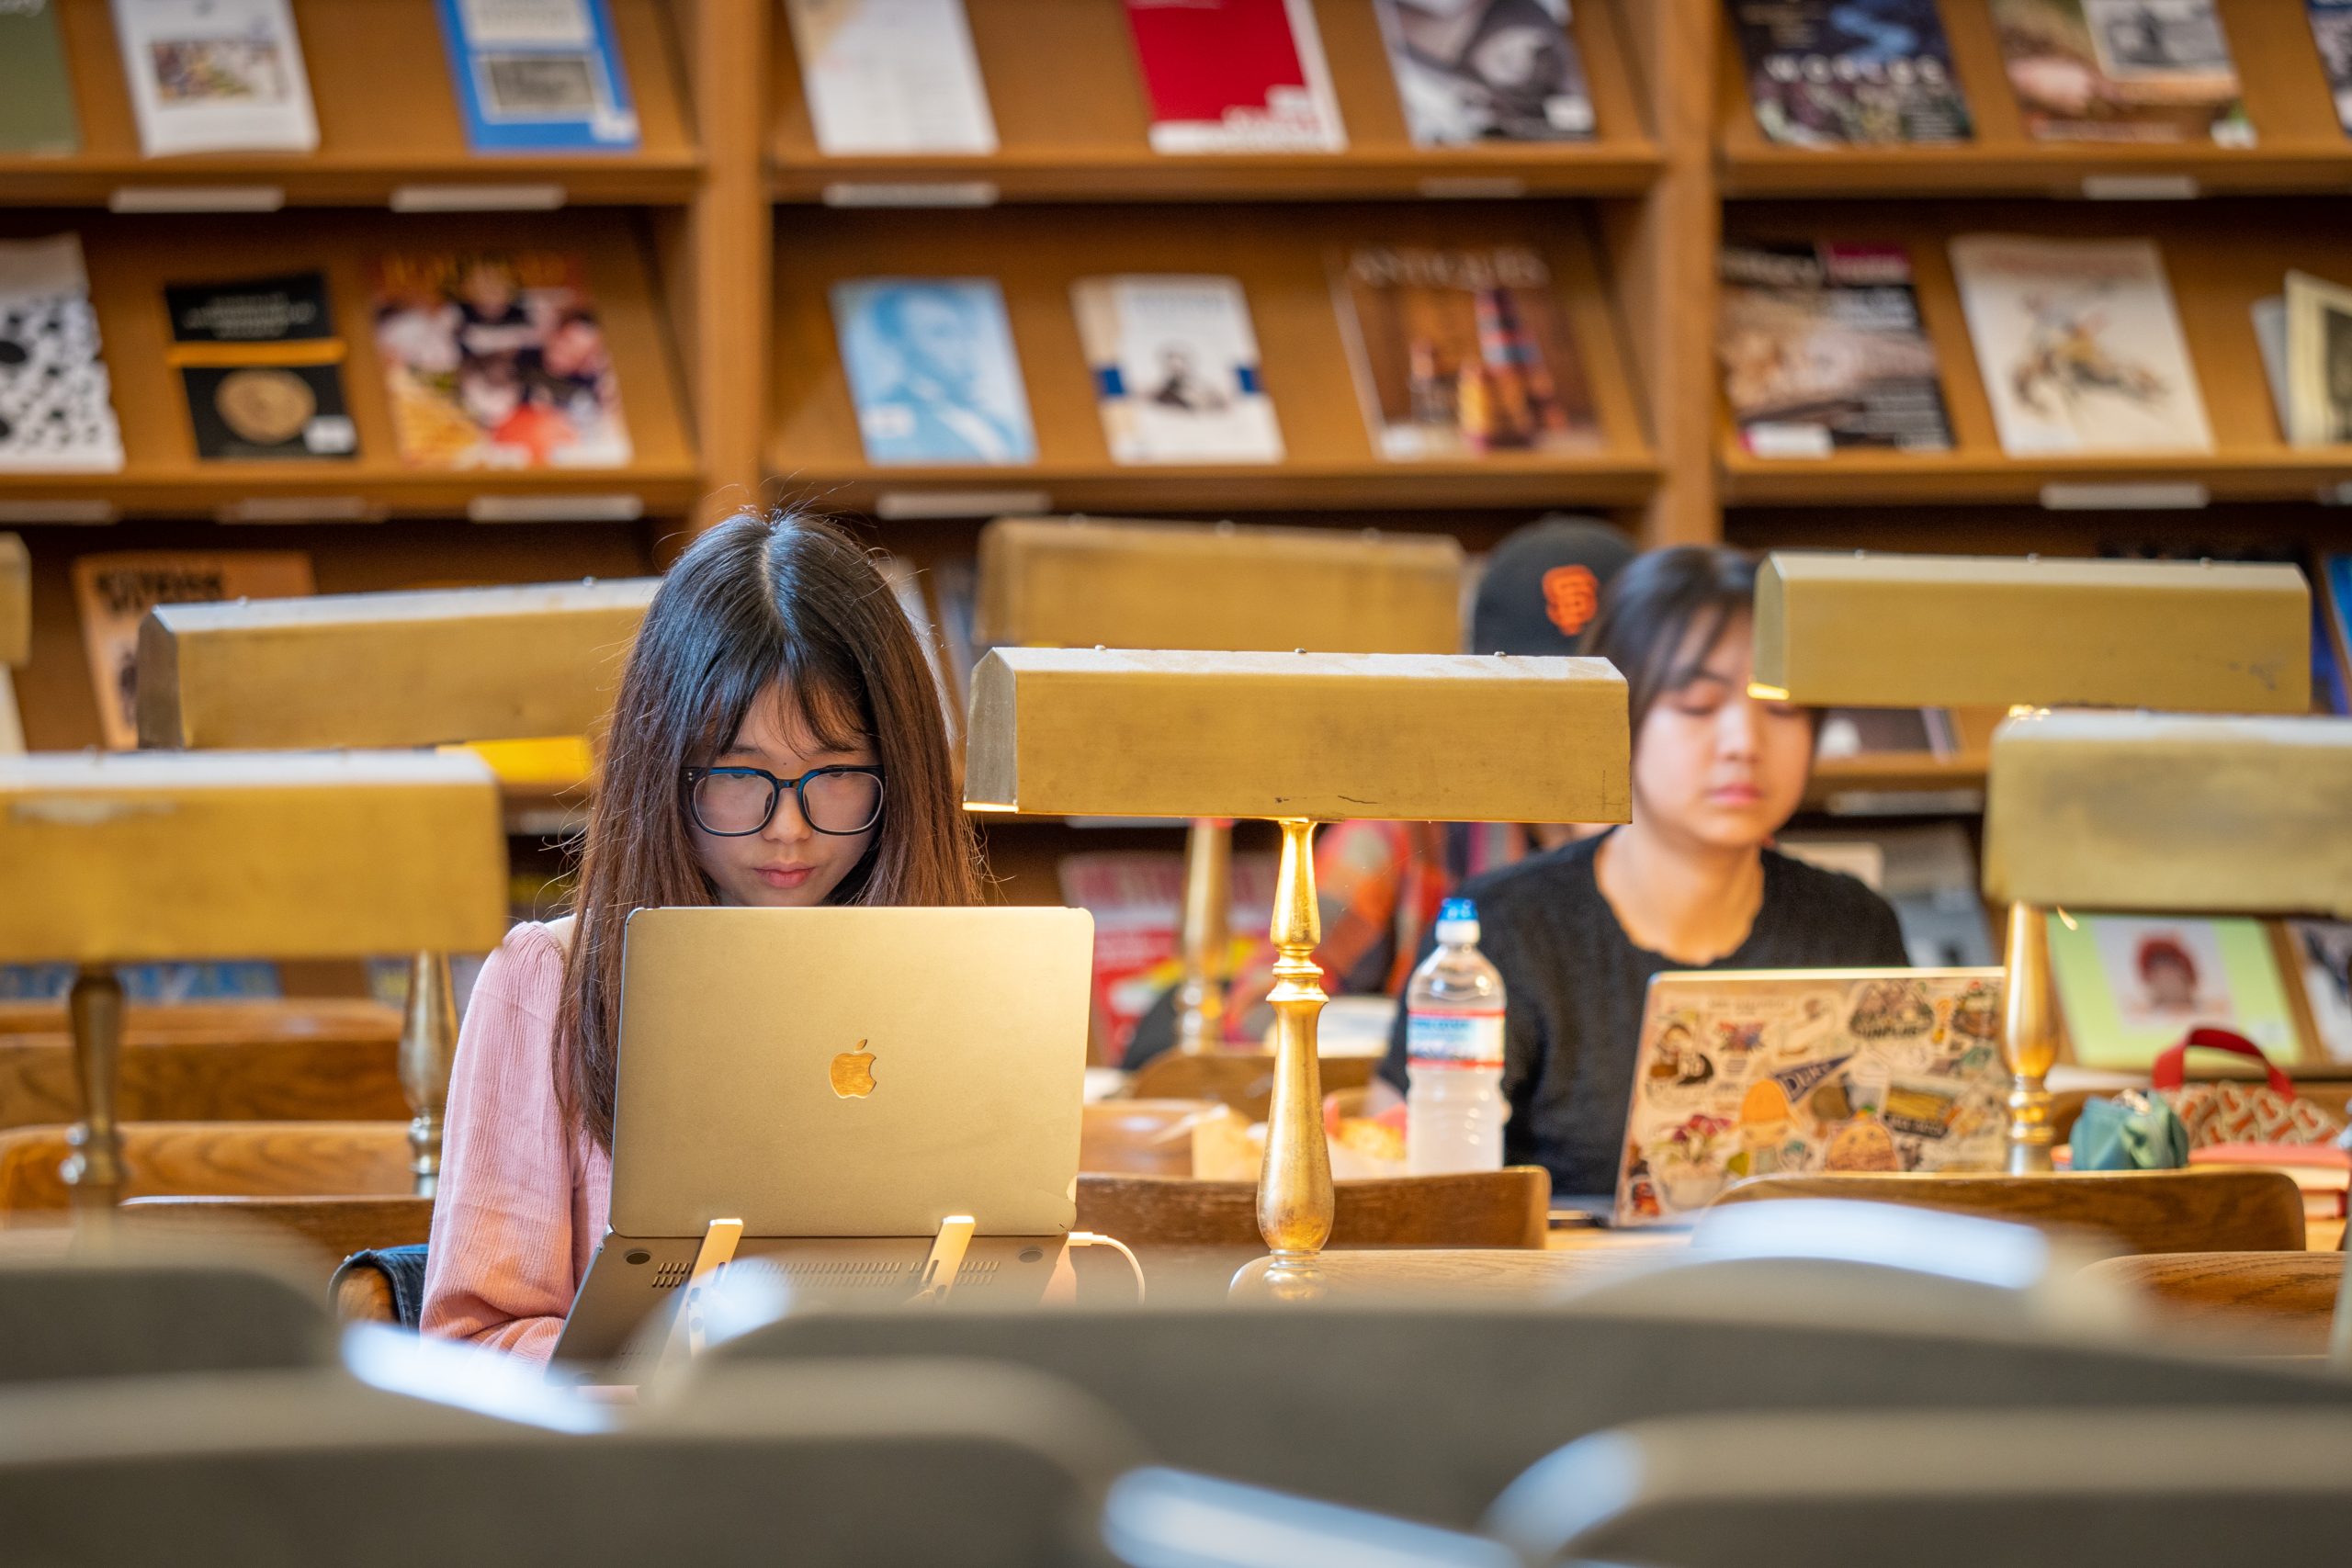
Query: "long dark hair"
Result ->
[[555, 509, 982, 1151], [1580, 545, 1767, 737]]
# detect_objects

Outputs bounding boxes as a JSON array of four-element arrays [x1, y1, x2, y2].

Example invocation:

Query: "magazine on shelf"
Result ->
[[1949, 233, 2211, 455], [2252, 294, 2290, 436], [2292, 919, 2352, 1061], [2047, 912, 2301, 1070], [435, 0, 639, 152], [2312, 0, 2352, 134], [370, 249, 631, 468], [831, 276, 1035, 466], [71, 551, 314, 750], [1729, 0, 1971, 147], [2285, 269, 2352, 447], [0, 235, 123, 474], [2322, 552, 2352, 712], [111, 0, 319, 155], [1374, 0, 1594, 146], [164, 270, 357, 462], [786, 0, 998, 155], [1072, 274, 1284, 465], [0, 0, 79, 154], [1332, 244, 1602, 460], [1122, 0, 1346, 153], [1986, 0, 2251, 144], [1716, 241, 1951, 457]]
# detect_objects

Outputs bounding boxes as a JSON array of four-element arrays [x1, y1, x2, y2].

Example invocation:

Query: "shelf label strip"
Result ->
[[468, 494, 644, 524], [391, 184, 568, 213], [822, 181, 1000, 209], [109, 186, 286, 214], [875, 489, 1052, 521], [2038, 481, 2210, 512]]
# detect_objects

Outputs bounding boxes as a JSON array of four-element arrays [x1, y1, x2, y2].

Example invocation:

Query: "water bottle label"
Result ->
[[1407, 1010, 1504, 1069]]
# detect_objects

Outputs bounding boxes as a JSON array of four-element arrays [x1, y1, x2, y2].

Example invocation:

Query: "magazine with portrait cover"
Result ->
[[2312, 0, 2352, 134], [1122, 0, 1346, 153], [165, 270, 357, 462], [2286, 269, 2352, 447], [0, 234, 123, 474], [831, 276, 1035, 466], [370, 250, 631, 468], [1987, 0, 2251, 144], [1373, 0, 1594, 146], [786, 0, 998, 155], [1949, 233, 2212, 455], [1730, 0, 1971, 147], [1071, 275, 1284, 465], [0, 0, 79, 154], [71, 550, 314, 750], [1331, 244, 1601, 460], [111, 0, 318, 155], [1716, 242, 1951, 457], [435, 0, 639, 152]]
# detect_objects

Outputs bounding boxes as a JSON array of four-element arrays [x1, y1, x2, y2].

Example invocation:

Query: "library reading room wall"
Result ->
[[3, 1, 2348, 1025]]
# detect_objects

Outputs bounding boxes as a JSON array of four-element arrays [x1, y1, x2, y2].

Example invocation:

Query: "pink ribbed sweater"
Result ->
[[420, 920, 611, 1364]]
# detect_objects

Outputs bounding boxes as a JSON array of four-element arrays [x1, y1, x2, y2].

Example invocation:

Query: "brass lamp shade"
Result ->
[[136, 578, 659, 750], [1982, 710, 2352, 919], [964, 647, 1631, 824], [0, 533, 26, 669], [1753, 554, 2310, 713], [0, 750, 509, 963], [978, 515, 1464, 654]]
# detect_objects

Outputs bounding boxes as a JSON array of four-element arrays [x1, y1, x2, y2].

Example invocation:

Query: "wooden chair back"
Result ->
[[1708, 1168, 2307, 1255], [1125, 1052, 1379, 1121], [0, 1122, 413, 1211], [1079, 1099, 1213, 1175], [0, 1000, 403, 1131], [1074, 1168, 1550, 1249], [2080, 1251, 2346, 1356]]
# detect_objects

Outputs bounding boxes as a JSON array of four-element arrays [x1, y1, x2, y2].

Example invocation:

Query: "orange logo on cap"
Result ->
[[1542, 565, 1600, 636]]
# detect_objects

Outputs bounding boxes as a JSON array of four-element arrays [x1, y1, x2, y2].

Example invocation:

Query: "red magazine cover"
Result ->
[[1122, 0, 1346, 152]]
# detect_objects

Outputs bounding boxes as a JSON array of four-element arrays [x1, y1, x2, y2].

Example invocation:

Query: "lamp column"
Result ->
[[1173, 818, 1232, 1055], [2001, 902, 2058, 1174], [62, 965, 126, 1208], [1256, 818, 1334, 1295]]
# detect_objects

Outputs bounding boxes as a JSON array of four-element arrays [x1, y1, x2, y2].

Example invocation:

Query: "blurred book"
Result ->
[[2312, 0, 2352, 133], [0, 235, 123, 473], [1730, 0, 1970, 147], [0, 0, 79, 154], [435, 0, 639, 152], [876, 554, 962, 746], [72, 550, 314, 749], [2189, 1142, 2349, 1220], [831, 276, 1035, 465], [2285, 269, 2352, 447], [1374, 0, 1594, 146], [929, 554, 979, 716], [165, 270, 357, 462], [786, 0, 997, 155], [1717, 241, 1951, 457], [2253, 294, 2290, 435], [1950, 233, 2211, 456], [2288, 919, 2352, 1062], [2320, 552, 2352, 716], [1122, 0, 1345, 152], [1332, 244, 1602, 460], [371, 250, 631, 468], [112, 0, 318, 155], [1814, 706, 1958, 759], [1987, 0, 2251, 144], [1073, 275, 1283, 465]]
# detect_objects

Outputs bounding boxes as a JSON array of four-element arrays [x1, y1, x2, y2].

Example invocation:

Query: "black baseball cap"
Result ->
[[1471, 515, 1638, 656]]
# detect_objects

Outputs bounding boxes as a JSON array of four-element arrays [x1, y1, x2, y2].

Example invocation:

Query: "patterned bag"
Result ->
[[2153, 1028, 2345, 1148]]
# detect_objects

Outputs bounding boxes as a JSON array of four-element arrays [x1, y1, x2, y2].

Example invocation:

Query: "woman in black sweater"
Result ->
[[1378, 547, 1910, 1199]]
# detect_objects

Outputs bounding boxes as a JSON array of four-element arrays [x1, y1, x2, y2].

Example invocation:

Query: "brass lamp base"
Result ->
[[2001, 901, 2058, 1175], [1172, 818, 1232, 1055], [1253, 818, 1334, 1297], [401, 951, 459, 1198], [61, 964, 125, 1209]]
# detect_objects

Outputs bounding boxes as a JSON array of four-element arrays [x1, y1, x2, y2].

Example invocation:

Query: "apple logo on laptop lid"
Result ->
[[831, 1039, 877, 1099]]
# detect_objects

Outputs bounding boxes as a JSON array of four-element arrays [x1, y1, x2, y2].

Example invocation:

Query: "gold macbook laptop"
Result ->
[[552, 905, 1095, 1374]]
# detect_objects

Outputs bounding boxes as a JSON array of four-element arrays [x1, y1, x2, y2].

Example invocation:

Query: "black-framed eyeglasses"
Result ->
[[683, 765, 886, 837]]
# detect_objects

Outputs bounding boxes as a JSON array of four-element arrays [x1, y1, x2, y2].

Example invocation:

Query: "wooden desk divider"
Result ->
[[0, 751, 506, 1207], [963, 646, 1627, 1292], [0, 534, 25, 755], [1748, 551, 2317, 1188], [975, 515, 1463, 1054], [134, 578, 656, 1195]]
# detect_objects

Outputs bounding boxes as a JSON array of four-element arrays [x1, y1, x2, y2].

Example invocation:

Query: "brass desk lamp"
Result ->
[[962, 646, 1628, 1291], [0, 751, 508, 1206], [1749, 552, 2312, 1172], [1, 533, 27, 754], [135, 578, 657, 1193], [976, 515, 1463, 1055]]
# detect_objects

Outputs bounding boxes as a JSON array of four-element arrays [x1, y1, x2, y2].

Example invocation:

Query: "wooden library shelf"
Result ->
[[0, 209, 699, 522], [1717, 0, 2352, 200], [769, 0, 1659, 203], [1716, 198, 2352, 510], [3, 0, 700, 209], [770, 202, 1657, 514]]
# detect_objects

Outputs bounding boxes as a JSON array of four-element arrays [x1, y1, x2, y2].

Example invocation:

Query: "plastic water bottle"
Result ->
[[1405, 898, 1507, 1174]]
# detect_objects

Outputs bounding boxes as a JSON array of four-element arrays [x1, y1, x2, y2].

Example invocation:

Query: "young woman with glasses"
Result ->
[[423, 509, 980, 1361]]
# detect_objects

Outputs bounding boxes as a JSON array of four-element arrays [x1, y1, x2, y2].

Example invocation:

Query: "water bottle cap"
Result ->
[[1440, 898, 1476, 922], [1435, 897, 1478, 944]]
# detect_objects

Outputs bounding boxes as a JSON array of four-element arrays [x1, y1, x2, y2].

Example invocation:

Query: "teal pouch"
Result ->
[[2072, 1089, 2191, 1171]]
